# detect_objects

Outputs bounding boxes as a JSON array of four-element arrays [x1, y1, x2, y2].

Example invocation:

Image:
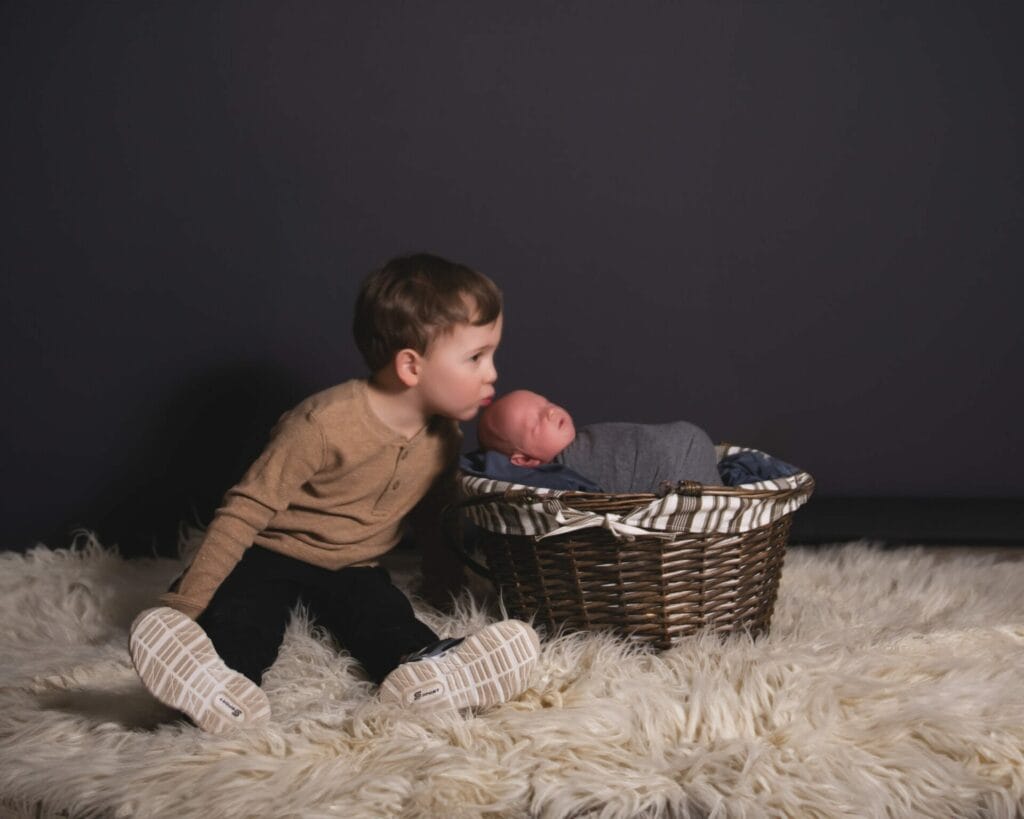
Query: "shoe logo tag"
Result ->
[[413, 686, 442, 702], [216, 695, 243, 718]]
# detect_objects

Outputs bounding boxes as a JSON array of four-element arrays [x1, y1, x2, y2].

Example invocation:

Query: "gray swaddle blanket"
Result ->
[[553, 421, 722, 493]]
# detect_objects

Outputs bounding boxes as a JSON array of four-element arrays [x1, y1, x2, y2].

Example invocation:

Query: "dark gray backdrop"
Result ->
[[4, 2, 1022, 554]]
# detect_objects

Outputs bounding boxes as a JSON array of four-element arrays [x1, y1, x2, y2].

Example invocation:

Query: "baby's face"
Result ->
[[484, 389, 576, 465]]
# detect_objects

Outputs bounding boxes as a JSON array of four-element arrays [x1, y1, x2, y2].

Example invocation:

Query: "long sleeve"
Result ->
[[160, 411, 326, 618]]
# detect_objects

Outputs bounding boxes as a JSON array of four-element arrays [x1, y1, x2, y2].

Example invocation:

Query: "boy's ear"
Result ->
[[510, 452, 542, 468], [394, 348, 423, 388]]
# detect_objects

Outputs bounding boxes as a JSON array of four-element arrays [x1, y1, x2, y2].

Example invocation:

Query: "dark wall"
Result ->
[[4, 2, 1022, 554]]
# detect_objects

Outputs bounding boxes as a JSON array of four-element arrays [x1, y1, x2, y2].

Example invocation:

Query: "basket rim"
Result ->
[[456, 444, 814, 538]]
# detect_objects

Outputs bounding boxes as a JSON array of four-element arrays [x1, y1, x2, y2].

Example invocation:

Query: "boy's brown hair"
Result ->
[[353, 253, 503, 373]]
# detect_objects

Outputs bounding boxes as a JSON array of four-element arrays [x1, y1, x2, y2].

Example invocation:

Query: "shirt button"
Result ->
[[400, 450, 409, 460]]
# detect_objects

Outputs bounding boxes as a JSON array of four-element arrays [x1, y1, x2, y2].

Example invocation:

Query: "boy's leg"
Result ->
[[197, 548, 303, 685], [130, 547, 300, 733], [312, 566, 542, 713], [312, 566, 439, 683], [130, 607, 272, 734]]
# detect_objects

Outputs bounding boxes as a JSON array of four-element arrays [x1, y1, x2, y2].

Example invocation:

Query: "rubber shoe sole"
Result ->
[[129, 606, 271, 734], [378, 619, 540, 713]]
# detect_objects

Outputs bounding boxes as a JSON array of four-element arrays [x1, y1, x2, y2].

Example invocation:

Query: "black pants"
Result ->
[[193, 546, 438, 685]]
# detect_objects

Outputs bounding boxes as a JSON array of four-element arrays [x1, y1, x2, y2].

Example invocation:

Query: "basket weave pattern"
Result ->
[[480, 515, 792, 650], [457, 454, 813, 649]]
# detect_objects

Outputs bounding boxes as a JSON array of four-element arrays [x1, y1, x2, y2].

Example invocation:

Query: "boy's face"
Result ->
[[487, 390, 576, 465], [416, 312, 502, 421]]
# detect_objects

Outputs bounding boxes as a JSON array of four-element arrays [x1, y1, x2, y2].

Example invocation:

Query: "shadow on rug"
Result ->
[[1, 536, 1022, 818]]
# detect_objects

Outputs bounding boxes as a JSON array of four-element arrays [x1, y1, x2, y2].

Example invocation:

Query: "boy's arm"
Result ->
[[408, 438, 466, 611], [160, 411, 325, 618]]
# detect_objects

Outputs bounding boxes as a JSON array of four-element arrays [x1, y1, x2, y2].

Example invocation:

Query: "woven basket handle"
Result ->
[[655, 479, 704, 498], [455, 489, 545, 507]]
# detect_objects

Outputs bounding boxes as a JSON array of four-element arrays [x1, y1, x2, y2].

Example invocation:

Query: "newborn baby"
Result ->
[[476, 390, 722, 493]]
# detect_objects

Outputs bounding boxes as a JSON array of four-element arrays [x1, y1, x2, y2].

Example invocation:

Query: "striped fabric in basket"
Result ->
[[458, 444, 814, 538]]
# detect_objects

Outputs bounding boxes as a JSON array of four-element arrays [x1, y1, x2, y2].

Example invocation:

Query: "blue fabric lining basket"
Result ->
[[452, 445, 814, 649]]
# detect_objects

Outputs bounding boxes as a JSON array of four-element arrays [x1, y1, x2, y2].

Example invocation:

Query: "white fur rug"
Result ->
[[1, 537, 1022, 819]]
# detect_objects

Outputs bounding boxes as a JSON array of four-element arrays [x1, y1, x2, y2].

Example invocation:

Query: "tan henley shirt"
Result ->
[[160, 379, 461, 618]]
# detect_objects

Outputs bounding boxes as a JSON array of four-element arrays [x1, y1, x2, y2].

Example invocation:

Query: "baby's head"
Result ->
[[478, 390, 576, 466]]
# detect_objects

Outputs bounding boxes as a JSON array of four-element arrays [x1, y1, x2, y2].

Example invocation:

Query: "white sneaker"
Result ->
[[129, 606, 271, 734], [379, 620, 540, 713]]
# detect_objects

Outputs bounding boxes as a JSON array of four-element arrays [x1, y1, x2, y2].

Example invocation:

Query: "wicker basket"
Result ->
[[453, 445, 814, 649]]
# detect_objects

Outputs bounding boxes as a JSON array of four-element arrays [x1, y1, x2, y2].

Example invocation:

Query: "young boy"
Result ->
[[129, 254, 541, 734]]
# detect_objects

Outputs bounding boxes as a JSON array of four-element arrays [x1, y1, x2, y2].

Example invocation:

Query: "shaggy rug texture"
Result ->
[[1, 537, 1022, 818]]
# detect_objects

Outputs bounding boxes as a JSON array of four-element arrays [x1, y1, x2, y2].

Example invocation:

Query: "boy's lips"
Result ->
[[481, 397, 493, 406]]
